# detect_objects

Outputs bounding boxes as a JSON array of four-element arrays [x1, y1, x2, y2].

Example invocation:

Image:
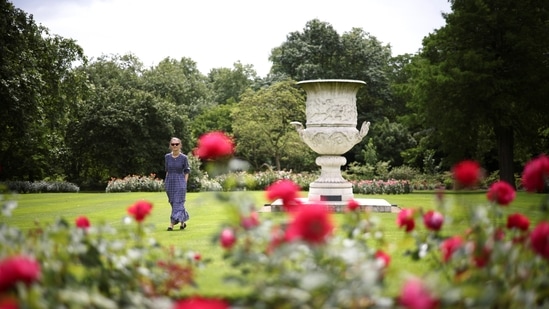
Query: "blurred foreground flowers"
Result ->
[[1, 129, 548, 309]]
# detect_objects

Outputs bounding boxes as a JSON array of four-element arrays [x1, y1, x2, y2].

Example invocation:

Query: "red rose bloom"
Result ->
[[285, 203, 334, 245], [486, 180, 516, 206], [75, 216, 91, 229], [346, 199, 360, 211], [521, 154, 549, 192], [530, 221, 549, 259], [423, 210, 444, 231], [399, 277, 439, 309], [194, 131, 235, 160], [220, 228, 236, 249], [396, 208, 415, 232], [240, 211, 260, 230], [0, 256, 41, 291], [127, 200, 153, 222], [375, 250, 391, 268], [265, 179, 301, 212], [440, 236, 463, 263], [506, 213, 530, 231], [174, 296, 229, 309], [452, 160, 481, 188]]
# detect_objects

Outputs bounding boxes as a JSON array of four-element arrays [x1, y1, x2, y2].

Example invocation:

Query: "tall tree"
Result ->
[[269, 20, 396, 165], [0, 0, 87, 180], [207, 61, 257, 105], [142, 57, 213, 119], [66, 55, 188, 187], [232, 80, 315, 171], [408, 0, 549, 185]]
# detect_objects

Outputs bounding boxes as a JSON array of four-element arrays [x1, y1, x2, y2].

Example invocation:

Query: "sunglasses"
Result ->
[[171, 143, 179, 146]]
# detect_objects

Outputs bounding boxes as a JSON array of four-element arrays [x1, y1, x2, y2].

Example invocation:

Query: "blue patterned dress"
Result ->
[[165, 153, 190, 225]]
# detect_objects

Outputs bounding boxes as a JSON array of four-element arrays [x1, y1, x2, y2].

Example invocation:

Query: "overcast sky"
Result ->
[[12, 0, 451, 76]]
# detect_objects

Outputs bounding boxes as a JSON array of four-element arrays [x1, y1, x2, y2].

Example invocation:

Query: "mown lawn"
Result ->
[[3, 190, 547, 299]]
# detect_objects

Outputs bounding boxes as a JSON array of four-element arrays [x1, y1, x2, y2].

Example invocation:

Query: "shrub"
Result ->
[[105, 174, 164, 193], [2, 181, 80, 193]]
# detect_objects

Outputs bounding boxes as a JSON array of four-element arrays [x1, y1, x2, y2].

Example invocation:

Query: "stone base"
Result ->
[[269, 197, 395, 213], [308, 182, 354, 202]]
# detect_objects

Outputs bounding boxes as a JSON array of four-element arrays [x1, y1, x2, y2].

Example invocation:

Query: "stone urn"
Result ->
[[291, 79, 370, 204]]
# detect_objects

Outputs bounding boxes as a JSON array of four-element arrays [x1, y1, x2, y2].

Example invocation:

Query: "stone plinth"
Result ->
[[269, 198, 395, 213]]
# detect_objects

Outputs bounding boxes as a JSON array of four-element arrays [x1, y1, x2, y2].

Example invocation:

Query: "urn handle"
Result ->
[[359, 121, 371, 139]]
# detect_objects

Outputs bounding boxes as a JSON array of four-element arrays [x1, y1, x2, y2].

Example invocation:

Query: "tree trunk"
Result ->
[[496, 126, 515, 188]]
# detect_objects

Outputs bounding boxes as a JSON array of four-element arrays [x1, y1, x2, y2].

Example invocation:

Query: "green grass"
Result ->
[[3, 190, 548, 298]]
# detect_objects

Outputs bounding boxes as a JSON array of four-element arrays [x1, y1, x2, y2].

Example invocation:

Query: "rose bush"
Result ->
[[395, 154, 549, 308], [0, 199, 209, 309], [2, 129, 548, 309]]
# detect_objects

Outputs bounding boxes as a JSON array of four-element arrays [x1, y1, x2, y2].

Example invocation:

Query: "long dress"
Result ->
[[165, 153, 190, 225]]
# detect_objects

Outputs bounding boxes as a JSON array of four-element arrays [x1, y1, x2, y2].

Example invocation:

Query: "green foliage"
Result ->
[[387, 165, 420, 181], [0, 1, 87, 181], [2, 181, 80, 193], [207, 62, 256, 105], [408, 0, 549, 185], [232, 80, 315, 171]]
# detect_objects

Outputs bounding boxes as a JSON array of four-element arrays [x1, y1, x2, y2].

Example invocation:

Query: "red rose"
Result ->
[[75, 216, 91, 229], [173, 296, 229, 309], [396, 208, 415, 232], [346, 199, 360, 211], [472, 243, 491, 268], [440, 236, 463, 263], [127, 200, 153, 222], [194, 131, 235, 160], [0, 297, 18, 309], [265, 179, 301, 212], [220, 228, 236, 249], [452, 160, 481, 188], [375, 250, 391, 268], [530, 221, 549, 259], [521, 154, 549, 192], [399, 277, 439, 309], [240, 211, 260, 230], [0, 256, 41, 291], [486, 180, 516, 206], [506, 213, 530, 231], [285, 203, 334, 245], [423, 210, 444, 231]]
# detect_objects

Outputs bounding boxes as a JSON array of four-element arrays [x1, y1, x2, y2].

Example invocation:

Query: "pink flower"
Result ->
[[440, 236, 463, 263], [452, 160, 481, 188], [472, 243, 491, 268], [0, 256, 41, 291], [265, 179, 301, 212], [530, 221, 549, 259], [193, 253, 201, 261], [375, 250, 391, 268], [285, 203, 334, 245], [423, 210, 444, 231], [486, 181, 516, 206], [220, 228, 236, 249], [396, 208, 416, 232], [346, 199, 360, 211], [399, 277, 439, 309], [173, 296, 229, 309], [127, 200, 153, 222], [240, 211, 260, 230], [75, 216, 91, 229], [506, 213, 530, 231], [521, 154, 549, 192], [194, 131, 235, 160]]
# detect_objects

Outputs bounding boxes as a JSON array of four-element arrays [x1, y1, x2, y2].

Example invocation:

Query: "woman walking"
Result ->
[[164, 137, 190, 231]]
